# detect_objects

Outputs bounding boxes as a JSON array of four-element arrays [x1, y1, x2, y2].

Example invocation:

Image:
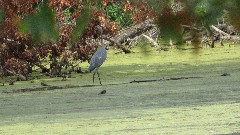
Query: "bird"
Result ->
[[88, 25, 107, 85], [41, 81, 49, 86], [98, 90, 106, 95]]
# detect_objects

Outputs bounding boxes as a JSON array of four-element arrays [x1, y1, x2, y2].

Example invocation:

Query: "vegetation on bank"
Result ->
[[1, 0, 240, 83], [1, 42, 240, 90]]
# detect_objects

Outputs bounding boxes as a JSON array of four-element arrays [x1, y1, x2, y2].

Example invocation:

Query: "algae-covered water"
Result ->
[[0, 45, 240, 134]]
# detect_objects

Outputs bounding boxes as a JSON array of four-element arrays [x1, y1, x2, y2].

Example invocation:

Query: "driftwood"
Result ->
[[105, 22, 238, 51], [211, 25, 240, 41], [211, 25, 231, 37], [104, 20, 155, 53], [142, 34, 159, 47], [129, 76, 202, 83], [102, 36, 131, 53], [115, 20, 154, 44], [181, 24, 240, 48]]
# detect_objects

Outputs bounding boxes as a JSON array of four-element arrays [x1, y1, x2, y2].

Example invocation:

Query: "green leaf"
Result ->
[[105, 1, 133, 28], [71, 8, 91, 43], [0, 9, 4, 20], [19, 4, 58, 44], [0, 8, 5, 28], [204, 0, 227, 25], [227, 0, 240, 31]]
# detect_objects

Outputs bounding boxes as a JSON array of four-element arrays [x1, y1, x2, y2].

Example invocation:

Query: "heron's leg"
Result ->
[[96, 70, 102, 85], [92, 70, 97, 84]]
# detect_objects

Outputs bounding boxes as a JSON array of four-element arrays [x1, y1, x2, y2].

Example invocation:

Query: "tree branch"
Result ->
[[102, 36, 131, 53], [142, 34, 159, 47], [6, 69, 27, 81], [105, 20, 155, 53], [211, 25, 230, 37]]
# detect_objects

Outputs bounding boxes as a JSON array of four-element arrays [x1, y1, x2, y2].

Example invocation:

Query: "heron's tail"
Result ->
[[88, 65, 96, 73], [86, 69, 91, 73]]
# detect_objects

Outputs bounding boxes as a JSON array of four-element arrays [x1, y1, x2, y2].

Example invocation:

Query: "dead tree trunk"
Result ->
[[105, 20, 155, 53]]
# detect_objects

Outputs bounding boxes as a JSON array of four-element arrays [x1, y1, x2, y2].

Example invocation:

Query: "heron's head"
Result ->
[[97, 25, 103, 35]]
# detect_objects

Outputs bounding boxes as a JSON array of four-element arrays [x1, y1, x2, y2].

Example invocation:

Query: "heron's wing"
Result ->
[[98, 47, 107, 62], [88, 47, 107, 72]]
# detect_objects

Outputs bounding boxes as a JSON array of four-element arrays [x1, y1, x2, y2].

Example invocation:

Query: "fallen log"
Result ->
[[142, 34, 159, 47], [129, 76, 203, 83], [102, 36, 131, 53], [211, 25, 231, 37], [106, 20, 155, 53]]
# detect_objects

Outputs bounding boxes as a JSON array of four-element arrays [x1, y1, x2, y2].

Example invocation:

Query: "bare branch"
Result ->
[[142, 34, 159, 47], [102, 36, 131, 53], [211, 25, 230, 37]]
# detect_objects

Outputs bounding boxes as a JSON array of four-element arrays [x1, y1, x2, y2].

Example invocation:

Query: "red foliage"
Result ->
[[5, 58, 28, 76], [131, 1, 157, 24], [0, 0, 152, 79]]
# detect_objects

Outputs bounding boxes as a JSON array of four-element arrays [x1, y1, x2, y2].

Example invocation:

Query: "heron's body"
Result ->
[[88, 25, 107, 85], [88, 46, 107, 72]]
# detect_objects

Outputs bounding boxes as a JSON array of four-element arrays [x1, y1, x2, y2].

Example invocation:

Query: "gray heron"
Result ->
[[88, 25, 107, 85]]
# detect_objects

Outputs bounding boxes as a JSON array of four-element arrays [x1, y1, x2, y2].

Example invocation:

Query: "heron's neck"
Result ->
[[99, 35, 105, 47]]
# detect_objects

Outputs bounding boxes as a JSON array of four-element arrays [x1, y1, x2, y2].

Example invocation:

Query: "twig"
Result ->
[[142, 34, 160, 47]]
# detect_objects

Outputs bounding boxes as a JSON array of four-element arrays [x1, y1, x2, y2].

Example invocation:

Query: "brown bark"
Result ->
[[105, 20, 155, 53]]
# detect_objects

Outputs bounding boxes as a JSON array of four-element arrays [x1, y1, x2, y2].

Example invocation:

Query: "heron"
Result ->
[[88, 25, 107, 85]]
